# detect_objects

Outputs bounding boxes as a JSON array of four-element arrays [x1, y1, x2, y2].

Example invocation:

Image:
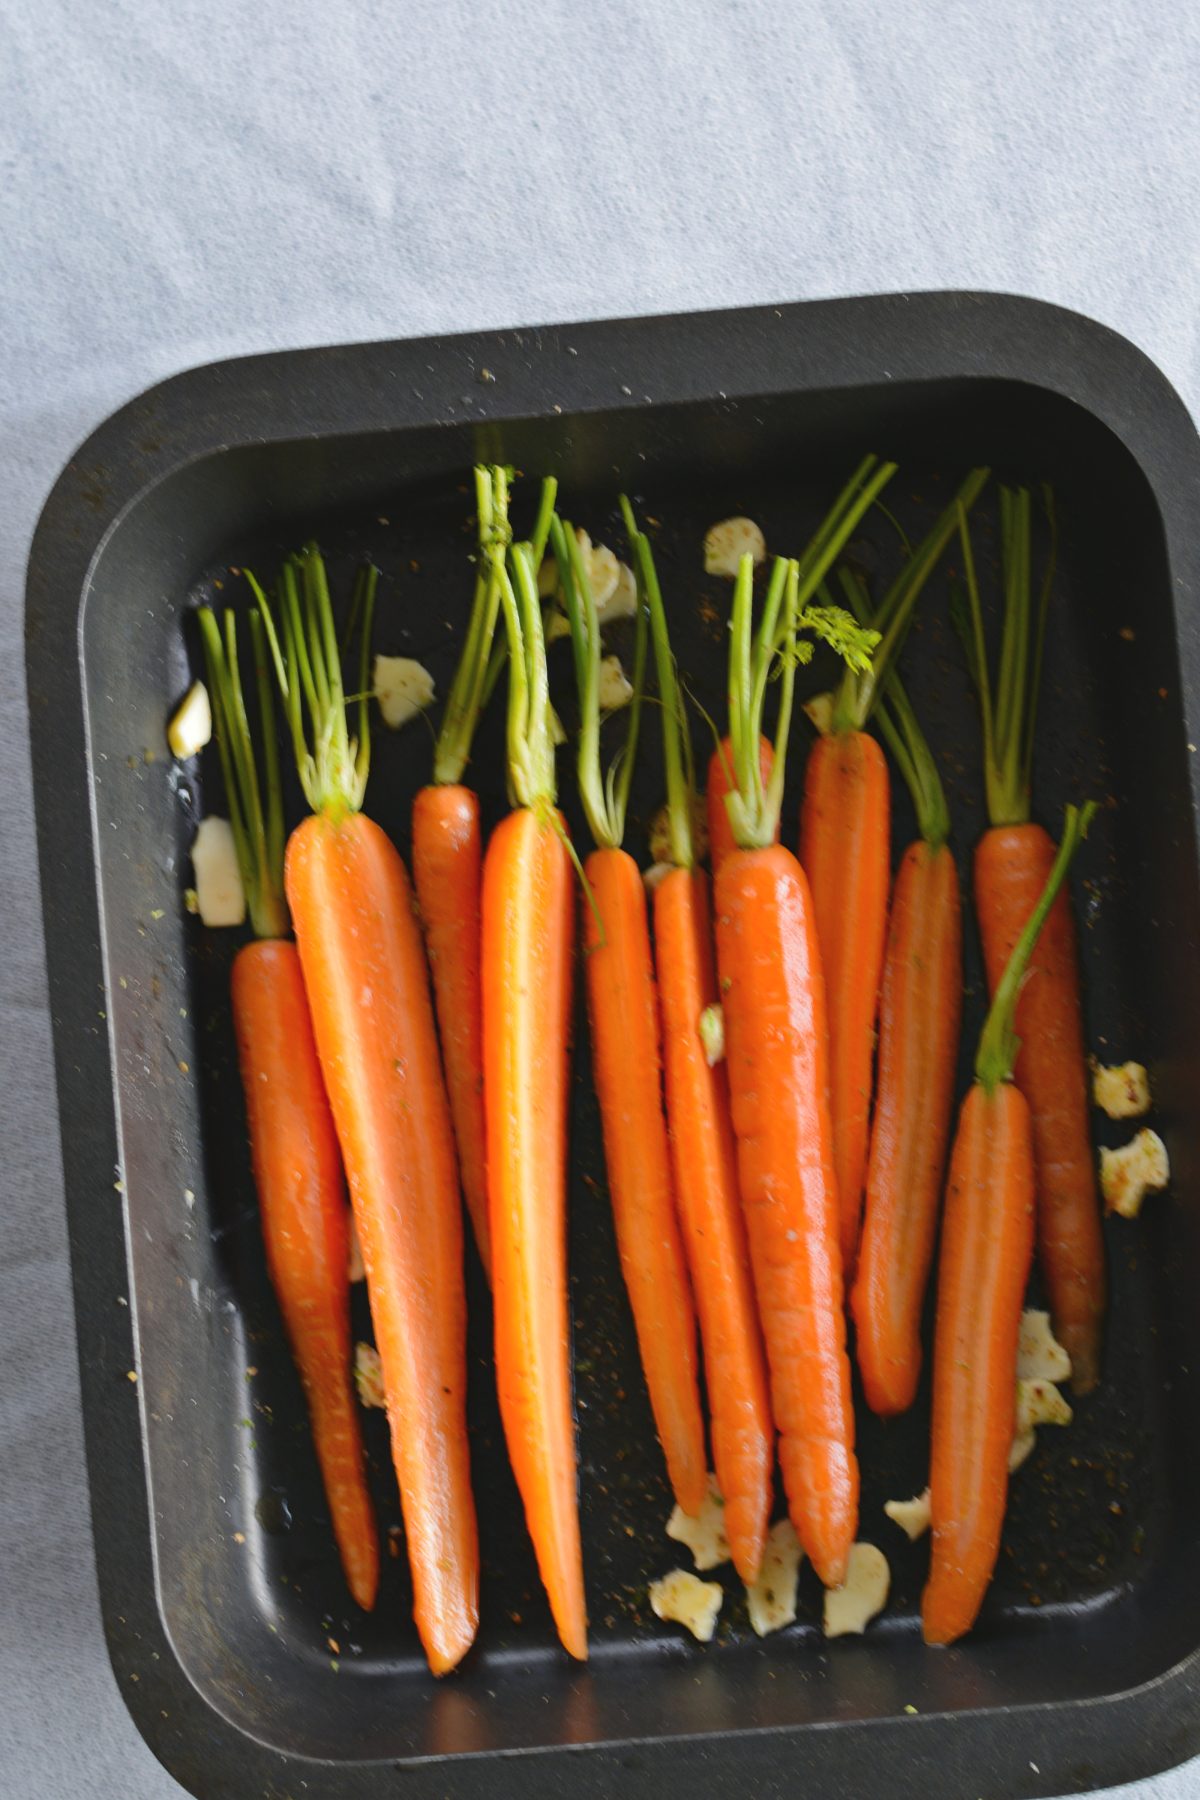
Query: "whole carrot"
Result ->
[[555, 512, 707, 1520], [622, 501, 773, 1581], [482, 533, 586, 1660], [800, 468, 988, 1274], [412, 469, 557, 1280], [714, 458, 889, 1588], [841, 570, 963, 1417], [958, 490, 1105, 1393], [198, 606, 379, 1612], [707, 735, 773, 876], [257, 548, 478, 1676], [924, 804, 1095, 1645]]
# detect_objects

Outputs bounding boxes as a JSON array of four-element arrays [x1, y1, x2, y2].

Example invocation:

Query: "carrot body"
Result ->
[[714, 843, 858, 1588], [285, 811, 478, 1676], [975, 823, 1104, 1392], [655, 866, 773, 1578], [800, 729, 891, 1272], [583, 849, 707, 1519], [231, 938, 379, 1612], [482, 807, 586, 1660], [707, 735, 774, 876], [412, 783, 490, 1277], [852, 841, 962, 1415], [923, 1080, 1035, 1645]]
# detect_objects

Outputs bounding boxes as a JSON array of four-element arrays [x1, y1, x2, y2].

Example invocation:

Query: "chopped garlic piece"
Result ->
[[649, 1568, 723, 1642], [347, 1212, 365, 1283], [168, 680, 212, 758], [884, 1490, 931, 1541], [1009, 1429, 1036, 1473], [649, 794, 709, 866], [667, 1474, 730, 1571], [602, 560, 639, 622], [704, 516, 767, 578], [585, 538, 621, 612], [823, 1543, 890, 1638], [353, 1342, 385, 1409], [803, 691, 835, 736], [1092, 1060, 1151, 1119], [598, 654, 634, 711], [1017, 1310, 1072, 1384], [544, 606, 572, 644], [1015, 1377, 1074, 1435], [746, 1519, 803, 1636], [374, 655, 435, 729], [537, 556, 559, 599], [191, 817, 246, 927], [699, 1004, 725, 1067], [643, 862, 675, 893], [1101, 1128, 1170, 1217]]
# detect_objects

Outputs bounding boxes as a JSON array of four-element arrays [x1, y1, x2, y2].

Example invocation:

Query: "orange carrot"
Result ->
[[199, 605, 379, 1612], [924, 805, 1094, 1645], [841, 571, 963, 1417], [258, 548, 478, 1676], [624, 504, 773, 1580], [713, 458, 893, 1586], [957, 489, 1105, 1392], [800, 468, 988, 1274], [707, 734, 773, 876], [555, 513, 707, 1519], [482, 532, 587, 1659]]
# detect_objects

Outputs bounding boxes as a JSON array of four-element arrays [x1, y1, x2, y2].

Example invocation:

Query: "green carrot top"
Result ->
[[495, 523, 560, 814], [553, 509, 647, 851], [253, 545, 377, 820], [975, 801, 1096, 1093], [197, 604, 289, 940], [829, 465, 989, 736], [957, 483, 1057, 828], [620, 496, 697, 869]]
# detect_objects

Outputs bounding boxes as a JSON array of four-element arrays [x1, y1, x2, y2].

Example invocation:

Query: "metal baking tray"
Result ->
[[26, 292, 1200, 1799]]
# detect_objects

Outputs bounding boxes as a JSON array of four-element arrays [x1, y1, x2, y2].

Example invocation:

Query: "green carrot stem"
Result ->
[[497, 538, 557, 811], [837, 567, 950, 850], [832, 465, 989, 734], [432, 465, 512, 785], [197, 604, 289, 940], [975, 802, 1096, 1092], [620, 495, 694, 869]]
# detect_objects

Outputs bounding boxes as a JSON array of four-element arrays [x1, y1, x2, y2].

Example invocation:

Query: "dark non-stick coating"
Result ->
[[25, 293, 1200, 1800]]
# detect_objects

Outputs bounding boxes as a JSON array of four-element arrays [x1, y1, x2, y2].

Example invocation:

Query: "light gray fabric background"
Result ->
[[3, 1, 1199, 1794]]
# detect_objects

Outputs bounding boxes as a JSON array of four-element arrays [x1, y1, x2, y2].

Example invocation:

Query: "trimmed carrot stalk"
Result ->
[[708, 734, 773, 876], [483, 534, 586, 1659], [975, 823, 1103, 1391], [257, 547, 478, 1676], [232, 940, 379, 1612], [852, 840, 961, 1414], [924, 804, 1094, 1645], [583, 849, 708, 1517], [623, 505, 774, 1576], [800, 728, 890, 1271], [555, 512, 706, 1519], [801, 467, 989, 1275], [957, 488, 1105, 1393], [199, 605, 378, 1612], [714, 462, 893, 1585], [842, 568, 963, 1417]]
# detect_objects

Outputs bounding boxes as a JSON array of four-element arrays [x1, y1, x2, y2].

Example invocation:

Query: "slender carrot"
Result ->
[[707, 735, 773, 876], [198, 606, 379, 1613], [924, 804, 1095, 1645], [555, 512, 707, 1519], [957, 490, 1105, 1393], [481, 533, 586, 1660], [412, 467, 556, 1279], [842, 569, 963, 1417], [622, 501, 773, 1581], [257, 548, 477, 1676], [714, 456, 889, 1588], [800, 468, 989, 1274]]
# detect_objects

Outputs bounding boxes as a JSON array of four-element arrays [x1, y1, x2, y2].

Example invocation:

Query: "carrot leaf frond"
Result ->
[[621, 495, 694, 868], [433, 464, 514, 785]]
